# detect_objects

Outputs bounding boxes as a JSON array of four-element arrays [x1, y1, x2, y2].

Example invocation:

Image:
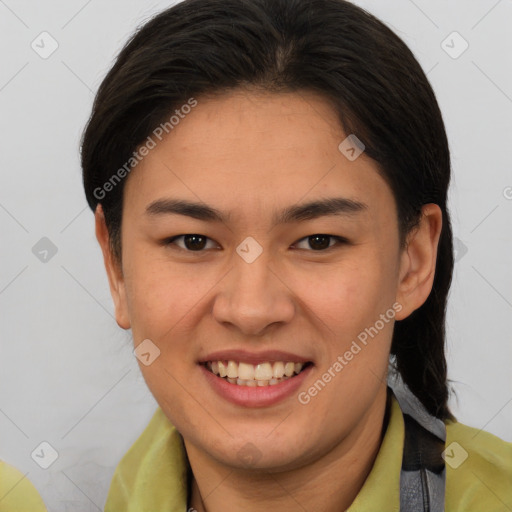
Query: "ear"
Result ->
[[395, 203, 443, 321], [95, 204, 131, 329]]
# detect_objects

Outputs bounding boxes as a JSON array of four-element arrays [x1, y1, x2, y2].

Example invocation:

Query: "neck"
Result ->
[[186, 386, 390, 512]]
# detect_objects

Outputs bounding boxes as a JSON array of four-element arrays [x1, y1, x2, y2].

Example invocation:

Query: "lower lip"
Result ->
[[199, 363, 313, 408]]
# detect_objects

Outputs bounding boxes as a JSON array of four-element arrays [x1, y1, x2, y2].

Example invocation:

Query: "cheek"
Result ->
[[298, 254, 396, 329], [122, 252, 189, 339], [124, 251, 225, 347]]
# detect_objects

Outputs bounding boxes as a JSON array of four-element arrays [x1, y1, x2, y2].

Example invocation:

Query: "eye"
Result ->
[[163, 233, 348, 252], [293, 234, 348, 251], [164, 234, 219, 251]]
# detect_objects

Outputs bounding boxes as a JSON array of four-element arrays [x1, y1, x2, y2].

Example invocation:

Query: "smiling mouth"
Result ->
[[203, 360, 313, 387]]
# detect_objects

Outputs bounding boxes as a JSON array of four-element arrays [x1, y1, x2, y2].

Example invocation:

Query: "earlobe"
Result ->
[[395, 204, 443, 321], [94, 204, 131, 330]]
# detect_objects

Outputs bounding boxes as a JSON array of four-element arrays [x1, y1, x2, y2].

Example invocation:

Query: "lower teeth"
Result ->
[[224, 375, 292, 386]]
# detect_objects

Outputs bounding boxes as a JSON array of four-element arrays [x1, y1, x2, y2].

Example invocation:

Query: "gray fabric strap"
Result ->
[[388, 378, 446, 512]]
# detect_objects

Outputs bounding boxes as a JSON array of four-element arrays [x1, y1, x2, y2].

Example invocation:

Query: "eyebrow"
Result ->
[[145, 196, 367, 225]]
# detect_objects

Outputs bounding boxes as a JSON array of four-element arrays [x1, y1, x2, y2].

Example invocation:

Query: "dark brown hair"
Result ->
[[81, 0, 454, 420]]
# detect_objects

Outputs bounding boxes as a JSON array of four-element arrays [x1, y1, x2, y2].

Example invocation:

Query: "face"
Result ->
[[97, 89, 441, 472]]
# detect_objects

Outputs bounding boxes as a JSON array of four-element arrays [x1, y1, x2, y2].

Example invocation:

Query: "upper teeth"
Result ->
[[208, 361, 304, 380]]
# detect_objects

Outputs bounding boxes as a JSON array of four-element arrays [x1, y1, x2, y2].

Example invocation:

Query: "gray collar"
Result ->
[[388, 378, 446, 512]]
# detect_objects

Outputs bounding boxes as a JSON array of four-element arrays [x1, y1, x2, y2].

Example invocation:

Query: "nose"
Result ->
[[211, 246, 295, 337]]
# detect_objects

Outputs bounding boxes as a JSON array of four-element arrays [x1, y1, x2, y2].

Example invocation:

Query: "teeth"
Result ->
[[284, 362, 295, 377], [218, 361, 227, 378], [272, 361, 285, 379], [227, 361, 238, 378], [254, 362, 273, 380], [238, 362, 255, 380], [206, 359, 307, 386]]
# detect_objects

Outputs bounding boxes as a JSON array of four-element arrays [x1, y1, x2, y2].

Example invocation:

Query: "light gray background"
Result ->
[[1, 0, 511, 510]]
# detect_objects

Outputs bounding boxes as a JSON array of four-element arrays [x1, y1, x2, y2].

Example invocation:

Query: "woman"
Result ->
[[81, 0, 512, 510]]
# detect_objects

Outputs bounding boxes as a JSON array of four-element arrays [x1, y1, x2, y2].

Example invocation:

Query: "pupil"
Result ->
[[182, 235, 330, 251], [309, 235, 330, 250], [185, 234, 206, 250]]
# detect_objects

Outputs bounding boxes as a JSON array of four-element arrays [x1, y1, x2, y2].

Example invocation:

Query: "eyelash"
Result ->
[[163, 234, 349, 252]]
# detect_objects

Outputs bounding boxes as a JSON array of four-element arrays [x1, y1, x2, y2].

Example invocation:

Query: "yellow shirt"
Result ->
[[0, 461, 47, 512], [104, 395, 512, 511]]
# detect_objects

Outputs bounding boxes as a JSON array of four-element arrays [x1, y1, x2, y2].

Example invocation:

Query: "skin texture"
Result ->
[[95, 89, 442, 512]]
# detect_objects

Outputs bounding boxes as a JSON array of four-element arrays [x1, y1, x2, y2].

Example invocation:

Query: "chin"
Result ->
[[203, 432, 313, 472]]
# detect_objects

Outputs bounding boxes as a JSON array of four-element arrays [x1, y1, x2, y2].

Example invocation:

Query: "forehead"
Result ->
[[123, 90, 394, 221]]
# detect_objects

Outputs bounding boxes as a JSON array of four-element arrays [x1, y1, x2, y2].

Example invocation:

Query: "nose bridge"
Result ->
[[233, 245, 273, 301], [212, 241, 295, 334]]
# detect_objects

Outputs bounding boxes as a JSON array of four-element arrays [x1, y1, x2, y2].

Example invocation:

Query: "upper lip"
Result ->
[[198, 349, 312, 365]]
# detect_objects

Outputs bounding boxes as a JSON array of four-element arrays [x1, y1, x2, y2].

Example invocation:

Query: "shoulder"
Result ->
[[444, 420, 512, 511], [0, 460, 47, 512], [104, 408, 189, 512]]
